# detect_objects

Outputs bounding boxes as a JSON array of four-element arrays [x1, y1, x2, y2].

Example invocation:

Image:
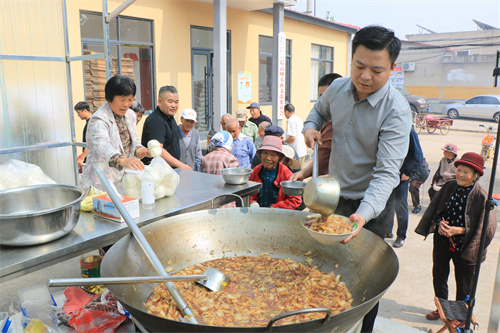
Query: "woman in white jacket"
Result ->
[[80, 75, 150, 191]]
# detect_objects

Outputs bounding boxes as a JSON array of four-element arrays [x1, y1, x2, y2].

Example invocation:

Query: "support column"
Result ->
[[272, 3, 284, 127], [213, 0, 227, 130]]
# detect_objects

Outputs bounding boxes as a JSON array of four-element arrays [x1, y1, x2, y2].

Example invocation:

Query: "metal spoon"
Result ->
[[303, 141, 340, 217], [48, 268, 230, 292]]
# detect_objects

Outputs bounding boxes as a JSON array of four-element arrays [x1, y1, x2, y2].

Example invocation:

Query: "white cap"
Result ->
[[181, 108, 197, 122]]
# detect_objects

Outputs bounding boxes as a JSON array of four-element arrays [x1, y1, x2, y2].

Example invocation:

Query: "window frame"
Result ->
[[310, 43, 334, 101], [258, 35, 291, 105], [79, 11, 156, 112]]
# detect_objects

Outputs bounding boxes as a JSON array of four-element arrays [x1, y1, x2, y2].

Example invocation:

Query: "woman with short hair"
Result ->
[[80, 75, 150, 191]]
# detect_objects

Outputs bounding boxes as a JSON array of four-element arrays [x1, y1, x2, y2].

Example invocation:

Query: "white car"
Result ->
[[443, 95, 500, 123]]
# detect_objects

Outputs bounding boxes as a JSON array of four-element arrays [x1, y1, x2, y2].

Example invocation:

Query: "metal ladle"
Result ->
[[47, 267, 230, 292], [303, 141, 341, 217]]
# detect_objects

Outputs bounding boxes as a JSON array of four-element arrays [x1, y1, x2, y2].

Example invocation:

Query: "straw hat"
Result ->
[[257, 136, 284, 157], [282, 145, 301, 170]]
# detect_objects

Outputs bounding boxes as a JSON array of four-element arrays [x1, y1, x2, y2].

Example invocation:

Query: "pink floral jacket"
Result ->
[[80, 102, 142, 191]]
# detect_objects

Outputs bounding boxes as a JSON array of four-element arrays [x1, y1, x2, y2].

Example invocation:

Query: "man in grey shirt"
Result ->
[[303, 25, 411, 332]]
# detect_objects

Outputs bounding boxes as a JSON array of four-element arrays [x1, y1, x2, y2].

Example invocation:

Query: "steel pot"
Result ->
[[0, 184, 86, 246], [101, 208, 399, 332]]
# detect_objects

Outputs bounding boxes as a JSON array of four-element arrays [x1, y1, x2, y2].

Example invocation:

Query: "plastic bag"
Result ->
[[68, 290, 126, 333], [122, 157, 180, 200], [0, 159, 56, 191]]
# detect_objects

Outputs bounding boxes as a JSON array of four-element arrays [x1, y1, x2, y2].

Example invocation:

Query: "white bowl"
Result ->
[[301, 214, 358, 245]]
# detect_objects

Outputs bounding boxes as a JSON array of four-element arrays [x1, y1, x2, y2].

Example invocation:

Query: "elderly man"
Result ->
[[220, 113, 232, 131], [141, 85, 191, 170], [178, 108, 202, 171], [225, 118, 256, 169], [200, 130, 239, 175], [236, 109, 258, 144], [74, 101, 93, 168], [246, 102, 271, 126]]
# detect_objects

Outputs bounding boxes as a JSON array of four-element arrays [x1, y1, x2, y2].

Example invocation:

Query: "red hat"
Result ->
[[454, 152, 484, 176], [441, 143, 458, 154], [257, 136, 284, 157]]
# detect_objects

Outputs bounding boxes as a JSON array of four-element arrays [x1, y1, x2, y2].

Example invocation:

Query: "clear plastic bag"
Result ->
[[122, 157, 180, 200], [0, 159, 56, 191]]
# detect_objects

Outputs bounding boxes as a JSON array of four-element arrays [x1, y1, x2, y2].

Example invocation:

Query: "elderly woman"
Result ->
[[249, 136, 302, 210], [80, 75, 150, 191], [415, 152, 496, 321]]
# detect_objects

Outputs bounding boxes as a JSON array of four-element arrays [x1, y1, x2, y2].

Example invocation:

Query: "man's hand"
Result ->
[[289, 170, 305, 181], [401, 173, 409, 181], [341, 213, 366, 244], [119, 157, 145, 170], [178, 163, 193, 171], [304, 128, 322, 148]]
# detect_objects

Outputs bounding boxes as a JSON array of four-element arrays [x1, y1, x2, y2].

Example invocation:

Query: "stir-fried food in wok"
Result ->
[[146, 254, 353, 327], [303, 214, 354, 234]]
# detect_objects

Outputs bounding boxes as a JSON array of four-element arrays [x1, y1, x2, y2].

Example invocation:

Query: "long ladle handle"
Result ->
[[312, 140, 319, 179], [96, 169, 198, 324], [48, 275, 208, 287]]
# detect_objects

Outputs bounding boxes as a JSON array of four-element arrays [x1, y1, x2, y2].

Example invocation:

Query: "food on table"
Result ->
[[303, 214, 354, 234], [146, 254, 353, 327], [148, 139, 161, 150], [150, 146, 162, 158]]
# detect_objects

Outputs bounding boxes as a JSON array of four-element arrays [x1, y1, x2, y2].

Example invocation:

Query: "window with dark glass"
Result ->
[[311, 44, 334, 100], [79, 11, 154, 112], [258, 35, 291, 104]]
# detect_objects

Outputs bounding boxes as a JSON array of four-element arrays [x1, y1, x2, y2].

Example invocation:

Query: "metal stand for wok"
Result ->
[[95, 169, 198, 325], [463, 50, 500, 332]]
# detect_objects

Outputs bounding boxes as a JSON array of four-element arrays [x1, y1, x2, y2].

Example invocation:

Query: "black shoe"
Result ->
[[393, 237, 405, 248], [412, 206, 421, 214], [384, 233, 394, 239]]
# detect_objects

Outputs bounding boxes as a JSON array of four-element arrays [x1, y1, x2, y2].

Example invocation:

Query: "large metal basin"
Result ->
[[102, 208, 399, 332], [0, 184, 86, 246]]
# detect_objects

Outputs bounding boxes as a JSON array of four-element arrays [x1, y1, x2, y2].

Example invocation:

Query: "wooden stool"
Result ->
[[430, 297, 478, 333]]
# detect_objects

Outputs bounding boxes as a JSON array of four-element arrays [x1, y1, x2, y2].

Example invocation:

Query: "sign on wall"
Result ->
[[389, 66, 404, 90], [277, 32, 286, 120], [237, 71, 252, 104]]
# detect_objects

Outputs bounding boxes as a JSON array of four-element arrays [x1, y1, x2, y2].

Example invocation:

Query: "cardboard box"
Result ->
[[92, 194, 139, 222]]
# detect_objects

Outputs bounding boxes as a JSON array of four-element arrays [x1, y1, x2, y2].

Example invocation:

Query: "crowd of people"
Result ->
[[74, 24, 496, 333]]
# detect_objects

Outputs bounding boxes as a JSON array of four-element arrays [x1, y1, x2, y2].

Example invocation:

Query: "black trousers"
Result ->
[[432, 232, 475, 301], [334, 197, 392, 333]]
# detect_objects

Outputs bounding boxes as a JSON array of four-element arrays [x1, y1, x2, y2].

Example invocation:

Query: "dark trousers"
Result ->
[[334, 197, 392, 332], [428, 186, 438, 201], [386, 179, 410, 239], [432, 232, 475, 301], [409, 179, 424, 207]]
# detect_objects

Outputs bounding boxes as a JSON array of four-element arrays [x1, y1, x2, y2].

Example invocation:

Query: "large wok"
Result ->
[[101, 208, 398, 332]]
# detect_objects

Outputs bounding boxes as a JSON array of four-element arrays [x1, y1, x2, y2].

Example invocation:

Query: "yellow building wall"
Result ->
[[407, 85, 500, 100], [63, 1, 352, 142]]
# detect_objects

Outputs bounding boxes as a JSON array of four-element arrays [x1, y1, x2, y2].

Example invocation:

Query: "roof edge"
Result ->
[[258, 8, 359, 34]]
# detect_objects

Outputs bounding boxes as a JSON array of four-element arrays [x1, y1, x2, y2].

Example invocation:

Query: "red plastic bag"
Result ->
[[68, 289, 126, 333]]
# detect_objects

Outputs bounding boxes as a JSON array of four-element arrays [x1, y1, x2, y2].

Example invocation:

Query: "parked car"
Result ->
[[396, 88, 431, 113], [443, 95, 500, 123]]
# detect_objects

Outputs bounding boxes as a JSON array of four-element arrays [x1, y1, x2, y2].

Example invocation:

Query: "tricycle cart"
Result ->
[[414, 115, 453, 135]]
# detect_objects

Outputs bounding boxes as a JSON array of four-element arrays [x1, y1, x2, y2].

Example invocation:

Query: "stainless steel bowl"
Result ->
[[0, 184, 86, 246], [280, 181, 306, 196], [220, 168, 252, 185]]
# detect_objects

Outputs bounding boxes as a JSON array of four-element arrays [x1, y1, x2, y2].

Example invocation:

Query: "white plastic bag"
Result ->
[[0, 159, 56, 191], [122, 157, 180, 200]]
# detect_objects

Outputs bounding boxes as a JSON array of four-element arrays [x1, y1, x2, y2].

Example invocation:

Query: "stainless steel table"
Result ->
[[0, 170, 261, 283]]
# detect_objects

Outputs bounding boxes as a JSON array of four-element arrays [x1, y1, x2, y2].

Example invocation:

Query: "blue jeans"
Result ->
[[387, 179, 410, 239]]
